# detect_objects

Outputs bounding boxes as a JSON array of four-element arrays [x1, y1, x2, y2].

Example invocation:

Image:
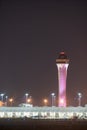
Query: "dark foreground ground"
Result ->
[[0, 118, 87, 130]]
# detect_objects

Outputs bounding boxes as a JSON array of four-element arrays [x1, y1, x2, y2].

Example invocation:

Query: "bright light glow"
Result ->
[[77, 92, 82, 106], [43, 99, 48, 106], [25, 93, 29, 96], [0, 101, 4, 106], [9, 98, 13, 106], [51, 93, 55, 96], [27, 98, 31, 103], [0, 93, 5, 102], [60, 99, 64, 104], [78, 93, 82, 97], [0, 94, 4, 97], [25, 93, 29, 103], [51, 93, 56, 106], [9, 98, 13, 102], [44, 99, 48, 103]]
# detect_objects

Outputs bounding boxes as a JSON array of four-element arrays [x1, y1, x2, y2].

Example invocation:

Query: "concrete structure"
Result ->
[[56, 52, 69, 107]]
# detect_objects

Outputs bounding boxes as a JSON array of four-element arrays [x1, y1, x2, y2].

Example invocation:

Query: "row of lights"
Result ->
[[0, 94, 13, 106], [0, 93, 32, 107], [19, 93, 56, 106], [0, 93, 56, 107], [43, 93, 56, 106], [0, 92, 82, 107], [44, 92, 83, 107]]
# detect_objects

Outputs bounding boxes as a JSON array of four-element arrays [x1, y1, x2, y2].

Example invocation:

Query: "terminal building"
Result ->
[[0, 106, 87, 119]]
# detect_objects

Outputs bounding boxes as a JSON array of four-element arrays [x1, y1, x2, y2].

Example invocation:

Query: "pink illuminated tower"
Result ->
[[56, 52, 69, 107]]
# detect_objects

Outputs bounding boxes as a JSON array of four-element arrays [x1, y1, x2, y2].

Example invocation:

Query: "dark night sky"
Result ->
[[0, 0, 87, 106]]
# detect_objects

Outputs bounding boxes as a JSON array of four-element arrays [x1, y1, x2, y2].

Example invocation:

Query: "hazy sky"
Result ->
[[0, 0, 87, 106]]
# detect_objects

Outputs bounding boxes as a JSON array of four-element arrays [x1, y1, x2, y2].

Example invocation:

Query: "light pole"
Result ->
[[0, 94, 4, 102], [5, 96, 8, 106], [25, 93, 29, 103], [51, 93, 56, 107], [78, 93, 82, 106]]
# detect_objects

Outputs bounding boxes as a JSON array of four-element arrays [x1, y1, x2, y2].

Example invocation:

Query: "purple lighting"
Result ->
[[56, 52, 69, 107]]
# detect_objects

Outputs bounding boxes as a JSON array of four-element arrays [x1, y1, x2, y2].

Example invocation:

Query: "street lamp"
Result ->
[[78, 92, 82, 106], [5, 96, 8, 106], [0, 93, 5, 102], [25, 93, 29, 103], [51, 93, 56, 107]]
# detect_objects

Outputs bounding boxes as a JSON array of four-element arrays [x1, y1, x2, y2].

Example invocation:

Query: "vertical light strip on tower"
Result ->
[[56, 52, 69, 107]]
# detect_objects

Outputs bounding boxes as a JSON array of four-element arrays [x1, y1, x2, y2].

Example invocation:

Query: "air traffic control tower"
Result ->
[[56, 52, 69, 107]]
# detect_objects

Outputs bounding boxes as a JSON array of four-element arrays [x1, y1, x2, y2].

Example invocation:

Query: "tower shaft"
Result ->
[[57, 64, 68, 107], [56, 52, 69, 107]]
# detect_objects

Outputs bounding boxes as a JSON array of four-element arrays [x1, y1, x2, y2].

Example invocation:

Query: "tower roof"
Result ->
[[58, 52, 67, 59], [56, 52, 69, 63]]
